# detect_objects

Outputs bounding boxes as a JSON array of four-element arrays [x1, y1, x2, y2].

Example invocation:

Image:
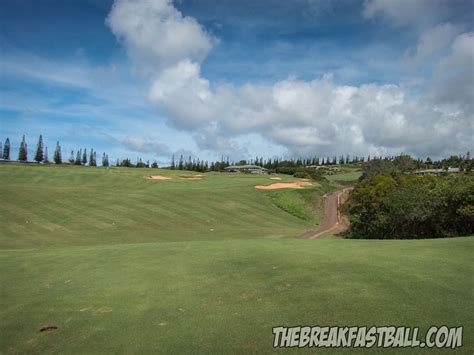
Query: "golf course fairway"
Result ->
[[1, 164, 472, 353]]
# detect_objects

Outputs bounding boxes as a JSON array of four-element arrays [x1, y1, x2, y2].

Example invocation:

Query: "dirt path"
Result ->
[[300, 188, 351, 239]]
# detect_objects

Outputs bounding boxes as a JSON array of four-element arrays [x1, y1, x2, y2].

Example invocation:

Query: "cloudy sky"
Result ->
[[1, 0, 473, 163]]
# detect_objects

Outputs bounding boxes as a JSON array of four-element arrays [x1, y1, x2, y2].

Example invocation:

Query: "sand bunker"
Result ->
[[146, 175, 172, 180], [179, 175, 203, 180], [255, 181, 313, 190], [147, 174, 204, 181], [270, 177, 282, 180]]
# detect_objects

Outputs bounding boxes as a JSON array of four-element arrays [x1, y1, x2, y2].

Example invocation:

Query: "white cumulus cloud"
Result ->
[[107, 0, 215, 76], [404, 23, 461, 66], [108, 0, 474, 159]]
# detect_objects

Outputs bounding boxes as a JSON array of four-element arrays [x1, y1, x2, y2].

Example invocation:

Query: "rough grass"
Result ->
[[266, 187, 324, 222], [1, 164, 473, 353]]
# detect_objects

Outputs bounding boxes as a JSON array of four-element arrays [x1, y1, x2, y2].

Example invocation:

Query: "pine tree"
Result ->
[[18, 135, 27, 161], [82, 148, 87, 165], [102, 153, 109, 167], [34, 135, 44, 162], [89, 149, 97, 166], [44, 147, 49, 163], [2, 138, 10, 160], [171, 154, 175, 170], [75, 150, 82, 165], [54, 141, 62, 164], [69, 150, 74, 164]]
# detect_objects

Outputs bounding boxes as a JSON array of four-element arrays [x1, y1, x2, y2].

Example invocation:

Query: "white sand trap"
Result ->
[[146, 175, 172, 180], [270, 177, 282, 180], [255, 181, 313, 190]]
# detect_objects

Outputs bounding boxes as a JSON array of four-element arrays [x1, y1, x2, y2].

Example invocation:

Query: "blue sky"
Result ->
[[1, 0, 473, 163]]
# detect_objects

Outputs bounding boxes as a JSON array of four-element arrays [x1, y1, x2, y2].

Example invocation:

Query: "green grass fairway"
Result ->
[[326, 171, 362, 184], [1, 164, 472, 353], [0, 165, 329, 249]]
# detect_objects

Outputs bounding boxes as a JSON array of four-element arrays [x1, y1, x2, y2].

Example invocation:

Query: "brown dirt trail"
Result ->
[[300, 188, 351, 239]]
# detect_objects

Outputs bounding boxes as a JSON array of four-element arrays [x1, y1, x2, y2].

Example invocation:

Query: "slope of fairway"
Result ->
[[325, 171, 362, 184], [1, 237, 472, 353], [1, 164, 472, 354], [0, 164, 328, 248]]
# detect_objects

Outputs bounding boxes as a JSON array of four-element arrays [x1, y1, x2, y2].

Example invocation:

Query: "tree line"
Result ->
[[2, 135, 471, 175], [170, 153, 377, 173], [360, 154, 473, 180], [0, 135, 160, 168], [170, 152, 472, 174]]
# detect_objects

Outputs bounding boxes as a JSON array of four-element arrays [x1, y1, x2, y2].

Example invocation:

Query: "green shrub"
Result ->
[[293, 171, 310, 179], [276, 166, 298, 175], [343, 174, 474, 239]]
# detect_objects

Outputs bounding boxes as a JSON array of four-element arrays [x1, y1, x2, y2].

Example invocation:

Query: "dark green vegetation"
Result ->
[[361, 154, 473, 180], [1, 164, 473, 353], [344, 174, 474, 239]]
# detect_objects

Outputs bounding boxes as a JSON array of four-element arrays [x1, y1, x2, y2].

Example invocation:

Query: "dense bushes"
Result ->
[[343, 174, 474, 239], [360, 154, 474, 180], [276, 166, 328, 182], [360, 155, 416, 180]]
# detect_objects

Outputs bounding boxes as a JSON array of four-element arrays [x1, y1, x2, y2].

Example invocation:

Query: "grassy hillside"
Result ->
[[1, 164, 472, 353], [0, 164, 328, 248]]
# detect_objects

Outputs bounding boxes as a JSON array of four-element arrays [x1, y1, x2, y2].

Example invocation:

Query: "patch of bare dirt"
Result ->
[[300, 188, 352, 239], [270, 177, 282, 180], [40, 325, 58, 332]]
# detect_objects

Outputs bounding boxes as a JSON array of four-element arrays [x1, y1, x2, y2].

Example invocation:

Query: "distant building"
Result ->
[[414, 167, 460, 176], [307, 166, 340, 171], [223, 164, 269, 174]]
